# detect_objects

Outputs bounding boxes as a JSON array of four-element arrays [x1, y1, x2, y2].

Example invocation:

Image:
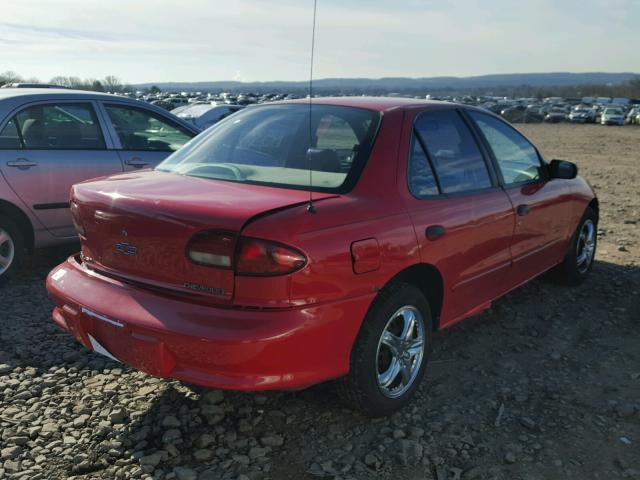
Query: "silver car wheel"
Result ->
[[0, 227, 15, 276], [376, 305, 425, 399], [576, 219, 596, 274]]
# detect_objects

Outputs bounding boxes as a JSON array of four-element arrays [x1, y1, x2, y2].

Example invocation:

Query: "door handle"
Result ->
[[517, 204, 530, 216], [6, 158, 38, 169], [426, 225, 446, 240], [124, 157, 149, 168]]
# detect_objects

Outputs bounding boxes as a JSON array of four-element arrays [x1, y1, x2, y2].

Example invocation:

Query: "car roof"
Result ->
[[0, 88, 201, 133], [0, 88, 128, 102], [0, 88, 149, 116], [269, 96, 455, 112]]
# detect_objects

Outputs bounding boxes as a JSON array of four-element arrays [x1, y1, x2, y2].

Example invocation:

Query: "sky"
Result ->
[[1, 0, 638, 84]]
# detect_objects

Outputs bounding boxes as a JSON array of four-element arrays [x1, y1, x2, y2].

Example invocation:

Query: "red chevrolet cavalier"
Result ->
[[47, 98, 598, 415]]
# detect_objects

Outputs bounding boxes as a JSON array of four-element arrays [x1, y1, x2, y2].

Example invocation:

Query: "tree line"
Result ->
[[1, 70, 639, 99], [0, 71, 134, 93]]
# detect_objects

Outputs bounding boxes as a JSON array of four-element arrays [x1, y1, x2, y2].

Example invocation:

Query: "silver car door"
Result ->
[[0, 100, 123, 238], [98, 102, 195, 171]]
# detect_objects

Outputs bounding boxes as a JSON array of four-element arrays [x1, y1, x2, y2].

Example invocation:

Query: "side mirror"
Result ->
[[549, 159, 577, 180]]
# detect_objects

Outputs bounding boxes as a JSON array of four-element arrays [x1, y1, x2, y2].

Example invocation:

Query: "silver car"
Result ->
[[0, 88, 200, 281], [173, 103, 245, 130], [600, 107, 625, 126]]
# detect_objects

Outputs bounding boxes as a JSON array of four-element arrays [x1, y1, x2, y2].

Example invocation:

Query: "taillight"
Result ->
[[186, 231, 235, 268], [70, 201, 85, 236], [186, 231, 307, 276], [236, 237, 306, 276]]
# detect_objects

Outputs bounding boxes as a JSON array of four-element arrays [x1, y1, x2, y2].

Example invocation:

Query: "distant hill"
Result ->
[[135, 72, 639, 94]]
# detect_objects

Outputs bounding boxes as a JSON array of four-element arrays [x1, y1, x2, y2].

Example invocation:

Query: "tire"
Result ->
[[0, 216, 24, 284], [336, 282, 432, 417], [556, 207, 597, 286]]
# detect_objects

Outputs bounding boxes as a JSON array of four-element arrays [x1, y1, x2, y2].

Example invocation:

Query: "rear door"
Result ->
[[466, 110, 571, 284], [0, 101, 123, 237], [98, 102, 195, 171], [402, 108, 515, 325]]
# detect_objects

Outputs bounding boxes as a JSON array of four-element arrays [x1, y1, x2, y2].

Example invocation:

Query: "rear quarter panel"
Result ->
[[234, 108, 416, 375], [236, 107, 416, 309]]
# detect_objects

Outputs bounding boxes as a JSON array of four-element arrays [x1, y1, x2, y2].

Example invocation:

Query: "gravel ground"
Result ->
[[1, 123, 639, 480]]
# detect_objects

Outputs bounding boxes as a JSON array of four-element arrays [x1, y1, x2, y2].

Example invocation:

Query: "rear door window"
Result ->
[[411, 109, 492, 195], [408, 135, 439, 197], [104, 104, 193, 152], [9, 103, 105, 150]]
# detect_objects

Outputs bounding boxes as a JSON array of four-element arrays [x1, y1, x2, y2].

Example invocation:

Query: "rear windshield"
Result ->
[[157, 104, 381, 192]]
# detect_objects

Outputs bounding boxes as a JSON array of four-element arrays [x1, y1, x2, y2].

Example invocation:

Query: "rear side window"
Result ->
[[411, 110, 492, 195], [10, 103, 105, 150], [468, 111, 542, 185], [408, 135, 438, 197], [105, 104, 193, 152], [0, 118, 21, 149]]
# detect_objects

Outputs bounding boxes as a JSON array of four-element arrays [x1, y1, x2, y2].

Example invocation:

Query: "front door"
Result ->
[[402, 108, 516, 326], [467, 111, 572, 284], [0, 101, 123, 237], [99, 103, 195, 171]]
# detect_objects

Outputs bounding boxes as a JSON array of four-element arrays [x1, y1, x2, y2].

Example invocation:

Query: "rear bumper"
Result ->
[[47, 256, 374, 390]]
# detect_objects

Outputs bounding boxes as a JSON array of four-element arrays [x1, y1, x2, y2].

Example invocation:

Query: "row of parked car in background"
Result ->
[[494, 101, 639, 125], [435, 95, 639, 125], [65, 87, 640, 128]]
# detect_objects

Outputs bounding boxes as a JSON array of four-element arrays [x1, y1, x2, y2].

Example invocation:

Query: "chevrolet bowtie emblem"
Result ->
[[115, 241, 137, 256]]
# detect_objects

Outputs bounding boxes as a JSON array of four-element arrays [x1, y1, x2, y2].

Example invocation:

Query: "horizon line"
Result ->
[[133, 71, 640, 85]]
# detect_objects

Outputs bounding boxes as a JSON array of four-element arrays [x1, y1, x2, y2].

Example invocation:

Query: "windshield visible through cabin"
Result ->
[[157, 104, 381, 192]]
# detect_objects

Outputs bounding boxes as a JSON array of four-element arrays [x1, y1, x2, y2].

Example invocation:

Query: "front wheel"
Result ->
[[336, 283, 432, 417], [556, 207, 597, 285]]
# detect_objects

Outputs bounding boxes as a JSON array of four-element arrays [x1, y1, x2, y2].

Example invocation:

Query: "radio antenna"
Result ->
[[306, 0, 318, 214]]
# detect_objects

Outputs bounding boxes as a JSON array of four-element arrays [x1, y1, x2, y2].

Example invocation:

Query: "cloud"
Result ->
[[1, 0, 637, 83], [0, 22, 116, 42]]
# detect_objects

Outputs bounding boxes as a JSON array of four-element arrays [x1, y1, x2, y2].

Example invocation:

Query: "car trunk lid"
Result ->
[[72, 170, 331, 304]]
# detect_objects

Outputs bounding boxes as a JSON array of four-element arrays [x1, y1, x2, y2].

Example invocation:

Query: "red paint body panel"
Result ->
[[73, 171, 334, 304], [47, 256, 374, 389], [47, 98, 597, 390]]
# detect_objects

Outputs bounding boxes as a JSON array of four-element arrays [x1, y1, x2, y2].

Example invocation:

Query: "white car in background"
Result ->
[[625, 106, 640, 124], [601, 107, 625, 126], [173, 103, 244, 130]]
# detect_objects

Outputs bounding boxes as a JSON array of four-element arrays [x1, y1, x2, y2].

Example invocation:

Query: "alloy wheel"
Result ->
[[376, 305, 425, 398], [576, 219, 596, 274], [0, 227, 15, 276]]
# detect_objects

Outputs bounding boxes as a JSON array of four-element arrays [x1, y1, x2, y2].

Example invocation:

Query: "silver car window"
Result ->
[[0, 118, 21, 149], [104, 104, 192, 152], [12, 103, 106, 150]]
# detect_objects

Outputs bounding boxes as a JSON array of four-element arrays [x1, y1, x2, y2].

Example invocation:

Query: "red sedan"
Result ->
[[47, 98, 598, 416]]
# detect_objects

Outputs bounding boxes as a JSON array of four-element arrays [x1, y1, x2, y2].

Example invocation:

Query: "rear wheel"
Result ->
[[0, 217, 24, 283], [557, 207, 597, 285], [336, 283, 432, 417]]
